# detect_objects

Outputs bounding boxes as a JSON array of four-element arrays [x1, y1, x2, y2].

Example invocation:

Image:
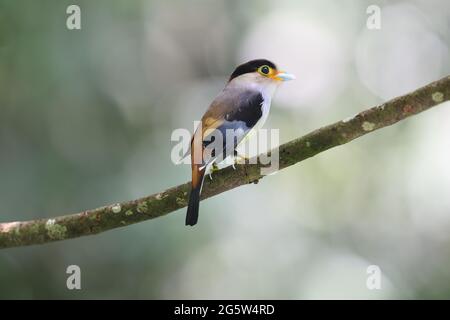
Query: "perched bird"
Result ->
[[186, 59, 295, 226]]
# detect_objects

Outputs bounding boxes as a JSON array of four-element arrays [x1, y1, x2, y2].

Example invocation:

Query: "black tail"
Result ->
[[186, 184, 201, 226], [186, 163, 205, 226]]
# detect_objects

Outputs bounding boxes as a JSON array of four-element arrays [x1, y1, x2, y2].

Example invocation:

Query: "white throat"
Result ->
[[227, 72, 280, 130]]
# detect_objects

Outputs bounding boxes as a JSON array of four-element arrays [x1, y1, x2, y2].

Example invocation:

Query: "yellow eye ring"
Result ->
[[258, 65, 271, 76]]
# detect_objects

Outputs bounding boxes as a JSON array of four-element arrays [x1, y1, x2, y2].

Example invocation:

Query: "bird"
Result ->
[[185, 59, 295, 226]]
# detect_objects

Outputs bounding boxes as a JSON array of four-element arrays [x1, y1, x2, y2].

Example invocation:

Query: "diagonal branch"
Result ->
[[0, 76, 449, 249]]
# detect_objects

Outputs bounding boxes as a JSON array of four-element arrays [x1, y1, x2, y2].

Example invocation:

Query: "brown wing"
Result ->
[[190, 90, 233, 169], [190, 88, 263, 169]]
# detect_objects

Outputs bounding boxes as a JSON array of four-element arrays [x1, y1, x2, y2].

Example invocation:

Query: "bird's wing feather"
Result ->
[[187, 88, 264, 226]]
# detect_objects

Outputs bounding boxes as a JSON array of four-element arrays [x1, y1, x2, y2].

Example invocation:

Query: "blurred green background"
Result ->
[[1, 0, 449, 299]]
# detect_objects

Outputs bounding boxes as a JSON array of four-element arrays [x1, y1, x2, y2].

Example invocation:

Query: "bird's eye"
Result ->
[[259, 65, 271, 75]]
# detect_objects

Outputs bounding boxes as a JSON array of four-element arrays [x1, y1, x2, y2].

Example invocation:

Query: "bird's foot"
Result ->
[[208, 162, 219, 180], [233, 151, 249, 167]]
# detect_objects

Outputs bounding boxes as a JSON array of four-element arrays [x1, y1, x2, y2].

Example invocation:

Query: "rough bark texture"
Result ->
[[0, 76, 449, 249]]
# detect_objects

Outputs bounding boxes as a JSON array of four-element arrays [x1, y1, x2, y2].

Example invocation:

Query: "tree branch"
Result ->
[[0, 76, 449, 249]]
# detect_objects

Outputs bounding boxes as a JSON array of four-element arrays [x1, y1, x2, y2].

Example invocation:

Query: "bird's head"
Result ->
[[228, 59, 295, 89]]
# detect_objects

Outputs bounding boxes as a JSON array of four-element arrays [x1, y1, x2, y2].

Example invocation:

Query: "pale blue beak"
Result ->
[[275, 71, 296, 81]]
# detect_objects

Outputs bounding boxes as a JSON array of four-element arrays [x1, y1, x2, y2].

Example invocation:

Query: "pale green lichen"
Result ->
[[362, 121, 375, 131], [176, 197, 187, 206], [137, 201, 148, 213], [155, 193, 168, 200], [432, 91, 444, 103], [45, 219, 67, 240], [111, 204, 121, 213], [28, 223, 40, 235], [125, 210, 133, 216]]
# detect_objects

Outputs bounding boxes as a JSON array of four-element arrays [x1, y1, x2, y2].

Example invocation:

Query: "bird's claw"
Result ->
[[233, 153, 249, 166]]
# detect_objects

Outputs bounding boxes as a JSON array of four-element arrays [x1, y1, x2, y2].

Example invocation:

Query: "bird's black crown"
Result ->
[[229, 59, 277, 81]]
